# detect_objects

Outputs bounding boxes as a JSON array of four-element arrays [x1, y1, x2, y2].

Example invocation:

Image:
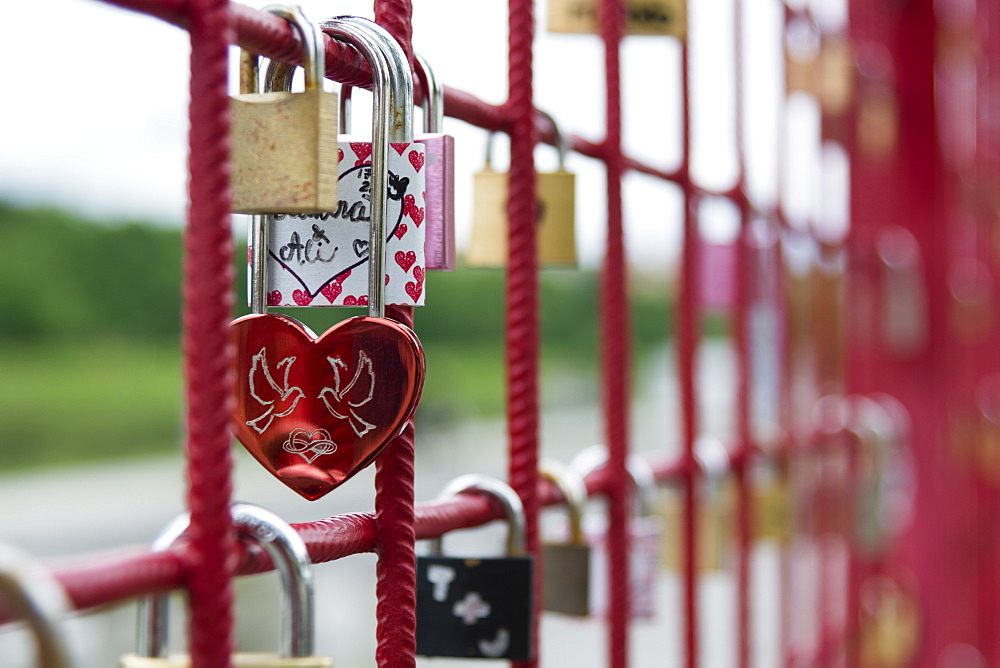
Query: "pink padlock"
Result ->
[[414, 53, 455, 271]]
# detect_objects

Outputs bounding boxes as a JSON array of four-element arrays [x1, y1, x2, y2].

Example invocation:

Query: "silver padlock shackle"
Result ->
[[413, 53, 443, 134], [246, 4, 325, 316], [571, 445, 657, 518], [321, 16, 415, 318], [263, 4, 324, 91], [136, 503, 315, 659], [241, 5, 323, 96], [483, 109, 567, 172], [339, 83, 352, 134], [333, 20, 416, 141], [540, 459, 588, 545], [0, 543, 73, 668], [323, 16, 415, 143], [694, 434, 730, 485], [429, 475, 527, 556]]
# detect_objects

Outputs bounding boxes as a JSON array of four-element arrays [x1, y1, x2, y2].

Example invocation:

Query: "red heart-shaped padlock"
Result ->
[[230, 313, 425, 500]]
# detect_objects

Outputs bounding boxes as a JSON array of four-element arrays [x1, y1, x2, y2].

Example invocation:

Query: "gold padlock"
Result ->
[[467, 111, 576, 268], [751, 475, 793, 545], [230, 5, 338, 214], [547, 0, 686, 38], [659, 481, 733, 573], [858, 575, 920, 668]]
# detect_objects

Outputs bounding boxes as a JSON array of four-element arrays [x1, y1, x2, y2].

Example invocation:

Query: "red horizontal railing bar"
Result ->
[[14, 428, 848, 622], [101, 0, 746, 196], [16, 454, 684, 622]]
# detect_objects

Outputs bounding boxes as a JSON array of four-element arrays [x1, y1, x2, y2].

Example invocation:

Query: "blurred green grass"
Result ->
[[0, 342, 183, 469], [0, 339, 601, 470], [0, 200, 684, 471]]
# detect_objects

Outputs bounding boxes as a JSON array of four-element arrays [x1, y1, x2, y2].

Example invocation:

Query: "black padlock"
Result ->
[[416, 475, 534, 661], [540, 460, 591, 616]]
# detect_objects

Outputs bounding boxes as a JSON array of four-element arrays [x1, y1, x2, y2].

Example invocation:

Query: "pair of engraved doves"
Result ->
[[246, 347, 376, 437]]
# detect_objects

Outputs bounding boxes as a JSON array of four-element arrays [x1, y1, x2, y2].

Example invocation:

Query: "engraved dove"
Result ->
[[245, 348, 305, 433], [319, 350, 376, 437]]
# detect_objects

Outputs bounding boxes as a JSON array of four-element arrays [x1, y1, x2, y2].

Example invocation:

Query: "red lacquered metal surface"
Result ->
[[230, 313, 424, 500]]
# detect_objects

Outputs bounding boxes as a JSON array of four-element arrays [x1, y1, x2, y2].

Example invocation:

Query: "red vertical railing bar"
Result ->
[[370, 2, 419, 666], [678, 19, 700, 668], [183, 0, 237, 666], [776, 8, 794, 664], [730, 0, 753, 665], [598, 1, 631, 667], [505, 0, 540, 666]]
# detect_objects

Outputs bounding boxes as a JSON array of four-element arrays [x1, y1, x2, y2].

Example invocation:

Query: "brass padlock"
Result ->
[[120, 503, 332, 667], [571, 446, 662, 619], [466, 111, 576, 267], [858, 575, 920, 668], [658, 483, 733, 572], [540, 460, 591, 616], [547, 0, 686, 38], [751, 472, 793, 545], [230, 5, 338, 214], [660, 436, 734, 572]]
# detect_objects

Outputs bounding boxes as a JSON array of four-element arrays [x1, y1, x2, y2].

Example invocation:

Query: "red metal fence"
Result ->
[[3, 0, 998, 666]]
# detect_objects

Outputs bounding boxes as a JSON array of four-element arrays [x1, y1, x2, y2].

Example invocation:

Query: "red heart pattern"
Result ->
[[395, 250, 417, 273], [320, 280, 343, 304], [390, 142, 409, 156], [350, 142, 372, 166], [405, 265, 425, 302], [405, 281, 423, 302], [410, 205, 425, 227], [293, 290, 313, 306], [408, 150, 425, 172], [230, 314, 425, 501], [394, 223, 408, 240], [267, 291, 282, 307]]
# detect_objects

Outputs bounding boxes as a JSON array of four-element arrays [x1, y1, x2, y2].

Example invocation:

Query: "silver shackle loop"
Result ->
[[571, 445, 658, 518], [339, 83, 352, 134], [414, 53, 443, 134], [535, 110, 567, 171], [320, 16, 414, 318], [430, 475, 528, 556], [482, 109, 566, 172], [0, 544, 73, 668], [262, 4, 324, 91], [323, 17, 414, 143], [137, 503, 315, 659]]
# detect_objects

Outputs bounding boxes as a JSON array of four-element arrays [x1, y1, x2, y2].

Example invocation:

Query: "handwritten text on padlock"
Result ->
[[264, 142, 427, 307]]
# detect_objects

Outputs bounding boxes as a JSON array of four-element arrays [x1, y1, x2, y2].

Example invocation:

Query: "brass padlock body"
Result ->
[[752, 480, 793, 544], [658, 488, 733, 572], [467, 169, 576, 267], [231, 89, 339, 214], [541, 543, 591, 616], [547, 0, 686, 37]]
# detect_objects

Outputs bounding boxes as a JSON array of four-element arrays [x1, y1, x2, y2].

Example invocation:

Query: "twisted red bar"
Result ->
[[504, 0, 541, 665], [598, 1, 631, 667], [183, 0, 236, 665], [27, 456, 689, 623], [371, 2, 419, 665]]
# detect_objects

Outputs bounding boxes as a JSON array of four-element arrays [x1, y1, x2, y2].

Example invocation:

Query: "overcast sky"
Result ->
[[2, 0, 843, 269]]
